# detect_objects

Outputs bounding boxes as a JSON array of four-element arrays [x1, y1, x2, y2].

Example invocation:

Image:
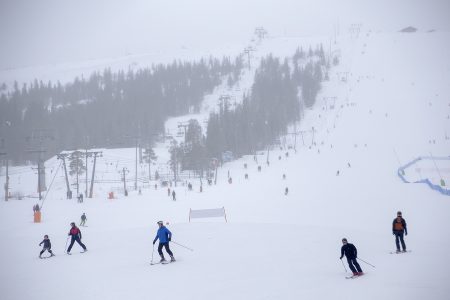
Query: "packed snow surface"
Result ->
[[1, 29, 450, 300]]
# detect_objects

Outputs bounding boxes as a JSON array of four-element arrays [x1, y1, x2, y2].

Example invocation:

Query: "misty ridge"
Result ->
[[0, 43, 333, 171]]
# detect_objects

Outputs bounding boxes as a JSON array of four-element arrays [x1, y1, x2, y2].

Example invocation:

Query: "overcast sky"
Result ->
[[0, 0, 449, 70]]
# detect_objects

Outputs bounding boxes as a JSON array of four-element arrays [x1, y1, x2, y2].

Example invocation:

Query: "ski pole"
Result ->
[[171, 240, 194, 251], [357, 257, 376, 268], [64, 236, 70, 252], [340, 258, 347, 272], [151, 244, 155, 264]]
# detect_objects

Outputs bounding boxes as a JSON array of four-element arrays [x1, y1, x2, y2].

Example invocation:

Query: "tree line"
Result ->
[[0, 56, 243, 163], [173, 44, 334, 177]]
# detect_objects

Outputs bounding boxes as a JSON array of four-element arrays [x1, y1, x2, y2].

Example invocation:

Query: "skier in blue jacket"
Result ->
[[153, 221, 175, 262]]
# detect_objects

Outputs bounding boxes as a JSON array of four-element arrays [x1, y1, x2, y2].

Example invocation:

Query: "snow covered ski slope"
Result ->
[[1, 28, 450, 300]]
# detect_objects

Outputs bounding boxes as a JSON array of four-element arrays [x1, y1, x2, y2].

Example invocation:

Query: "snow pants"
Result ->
[[347, 257, 362, 273], [40, 247, 53, 256], [394, 231, 406, 251], [67, 236, 87, 252], [158, 242, 173, 258]]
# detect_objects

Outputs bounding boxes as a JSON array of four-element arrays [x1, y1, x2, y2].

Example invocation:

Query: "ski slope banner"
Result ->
[[189, 207, 227, 222]]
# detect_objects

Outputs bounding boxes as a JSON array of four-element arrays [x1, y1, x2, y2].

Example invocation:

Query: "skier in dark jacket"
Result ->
[[67, 222, 87, 254], [80, 213, 87, 227], [393, 211, 407, 252], [153, 221, 175, 262], [340, 238, 363, 276], [39, 235, 54, 258], [172, 190, 176, 201]]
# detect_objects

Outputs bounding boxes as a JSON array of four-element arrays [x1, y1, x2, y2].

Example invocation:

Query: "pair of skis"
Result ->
[[66, 250, 88, 255], [150, 260, 176, 265], [345, 273, 364, 279], [389, 250, 411, 254]]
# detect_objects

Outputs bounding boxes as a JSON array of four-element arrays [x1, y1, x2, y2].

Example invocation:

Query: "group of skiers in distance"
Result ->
[[340, 211, 408, 277]]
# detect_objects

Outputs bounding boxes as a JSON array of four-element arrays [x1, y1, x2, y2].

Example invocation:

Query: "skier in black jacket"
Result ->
[[340, 238, 363, 276], [393, 211, 407, 253], [39, 235, 54, 258]]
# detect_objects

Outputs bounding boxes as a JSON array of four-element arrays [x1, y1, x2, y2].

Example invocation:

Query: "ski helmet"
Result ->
[[157, 221, 163, 225]]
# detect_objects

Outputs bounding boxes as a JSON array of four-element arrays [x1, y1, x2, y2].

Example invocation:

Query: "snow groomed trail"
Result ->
[[1, 27, 450, 300]]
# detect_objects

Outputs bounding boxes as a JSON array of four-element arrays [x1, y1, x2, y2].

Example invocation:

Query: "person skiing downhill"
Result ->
[[80, 213, 87, 226], [153, 221, 175, 262], [67, 222, 87, 254], [340, 238, 363, 276], [393, 211, 407, 253], [39, 235, 54, 258]]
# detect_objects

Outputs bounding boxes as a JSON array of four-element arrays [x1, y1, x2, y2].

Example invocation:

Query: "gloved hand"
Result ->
[[405, 232, 408, 236], [339, 257, 343, 260], [153, 240, 156, 245], [392, 232, 395, 235], [168, 237, 171, 242]]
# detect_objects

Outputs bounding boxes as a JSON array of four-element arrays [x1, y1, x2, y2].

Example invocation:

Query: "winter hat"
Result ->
[[157, 221, 163, 225], [342, 238, 348, 242]]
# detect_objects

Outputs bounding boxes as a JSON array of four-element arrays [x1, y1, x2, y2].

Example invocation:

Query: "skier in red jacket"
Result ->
[[67, 222, 87, 254]]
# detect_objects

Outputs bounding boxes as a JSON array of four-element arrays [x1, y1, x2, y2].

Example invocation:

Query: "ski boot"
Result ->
[[352, 272, 358, 276], [160, 255, 166, 263], [358, 272, 364, 276], [170, 256, 176, 262]]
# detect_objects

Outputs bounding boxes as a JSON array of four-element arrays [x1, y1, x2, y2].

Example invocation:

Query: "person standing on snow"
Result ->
[[67, 222, 87, 254], [172, 190, 176, 201], [392, 211, 407, 253], [39, 235, 55, 258], [340, 238, 363, 276], [153, 221, 175, 262], [80, 213, 87, 227]]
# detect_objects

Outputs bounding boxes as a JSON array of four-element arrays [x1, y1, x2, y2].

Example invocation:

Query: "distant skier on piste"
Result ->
[[39, 235, 54, 258], [80, 213, 87, 226], [392, 211, 407, 253], [153, 221, 175, 262], [67, 222, 87, 254], [340, 238, 363, 276]]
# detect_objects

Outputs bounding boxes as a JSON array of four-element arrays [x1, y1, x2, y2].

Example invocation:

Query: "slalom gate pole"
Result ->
[[340, 258, 347, 272], [357, 257, 376, 268], [171, 240, 194, 251]]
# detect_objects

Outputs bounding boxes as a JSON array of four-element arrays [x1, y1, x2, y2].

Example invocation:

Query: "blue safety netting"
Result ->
[[397, 156, 450, 196]]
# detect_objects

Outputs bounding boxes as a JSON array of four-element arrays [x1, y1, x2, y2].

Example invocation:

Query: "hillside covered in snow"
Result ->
[[1, 1, 450, 300]]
